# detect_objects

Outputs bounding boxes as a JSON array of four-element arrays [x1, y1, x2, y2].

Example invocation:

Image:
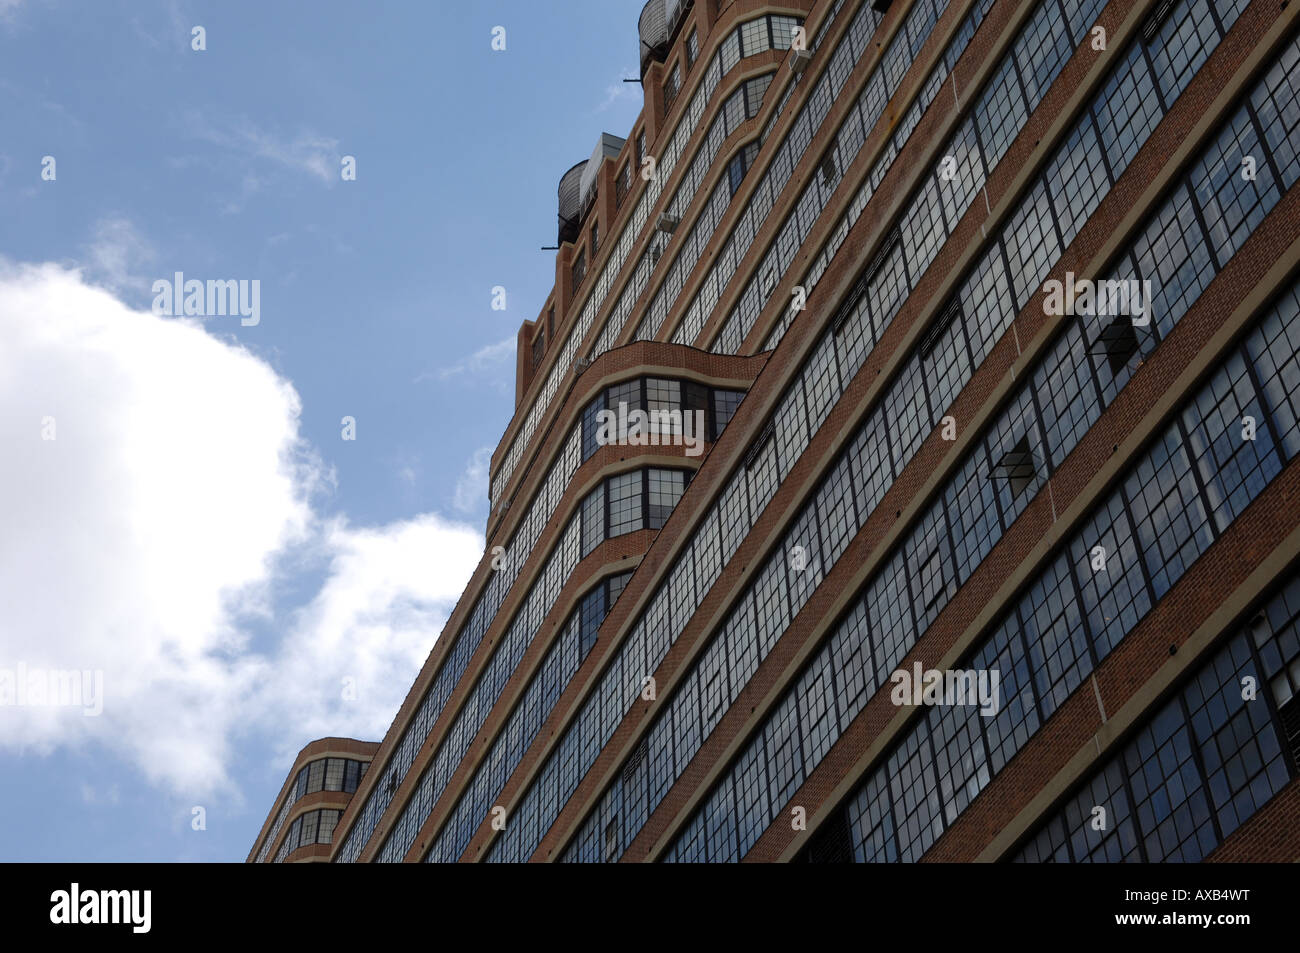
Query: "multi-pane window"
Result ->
[[929, 699, 990, 824], [1255, 576, 1300, 716], [944, 448, 1002, 596], [1070, 491, 1150, 662], [663, 62, 681, 109], [1251, 43, 1300, 189], [1014, 0, 1071, 109], [1035, 319, 1099, 469], [905, 501, 954, 633], [323, 758, 345, 792], [1130, 184, 1214, 341], [974, 58, 1028, 169], [814, 456, 856, 569], [645, 378, 681, 440], [1184, 635, 1289, 837], [831, 604, 873, 725], [1093, 43, 1162, 180], [1015, 814, 1072, 862], [608, 472, 643, 536], [580, 486, 603, 558], [288, 757, 368, 805], [1180, 352, 1282, 531], [1003, 181, 1061, 307], [578, 583, 605, 659], [888, 721, 945, 863], [615, 161, 631, 207], [1046, 119, 1110, 247], [570, 248, 586, 289], [1124, 426, 1214, 599], [713, 389, 744, 432], [530, 328, 545, 370], [306, 759, 325, 793], [740, 18, 767, 57], [726, 141, 759, 197], [987, 389, 1045, 523], [972, 615, 1039, 775], [648, 469, 686, 529], [581, 376, 748, 461], [1031, 739, 1129, 862], [1019, 606, 1293, 864], [848, 766, 897, 862], [919, 301, 970, 418], [1022, 553, 1091, 720], [884, 354, 928, 471], [1146, 0, 1220, 104], [1190, 109, 1278, 266], [1124, 699, 1217, 862], [866, 549, 915, 680], [275, 808, 343, 859], [579, 468, 689, 554], [1247, 286, 1300, 457]]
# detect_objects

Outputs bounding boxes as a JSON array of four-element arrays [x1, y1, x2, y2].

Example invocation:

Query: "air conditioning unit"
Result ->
[[655, 212, 680, 234], [790, 48, 812, 73]]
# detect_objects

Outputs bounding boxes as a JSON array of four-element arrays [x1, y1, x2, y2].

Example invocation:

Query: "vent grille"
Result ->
[[1141, 0, 1178, 44], [919, 297, 962, 358], [621, 738, 649, 786], [743, 421, 776, 469], [831, 228, 899, 333]]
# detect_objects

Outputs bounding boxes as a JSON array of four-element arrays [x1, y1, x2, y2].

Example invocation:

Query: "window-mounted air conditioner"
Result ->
[[656, 212, 680, 234]]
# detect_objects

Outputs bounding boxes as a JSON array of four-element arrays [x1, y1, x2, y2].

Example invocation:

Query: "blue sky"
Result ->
[[0, 0, 644, 861]]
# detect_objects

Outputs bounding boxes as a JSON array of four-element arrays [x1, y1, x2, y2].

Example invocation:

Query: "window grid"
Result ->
[[475, 0, 1258, 868]]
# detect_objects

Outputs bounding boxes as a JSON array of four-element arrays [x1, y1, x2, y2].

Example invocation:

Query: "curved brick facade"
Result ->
[[251, 0, 1300, 865]]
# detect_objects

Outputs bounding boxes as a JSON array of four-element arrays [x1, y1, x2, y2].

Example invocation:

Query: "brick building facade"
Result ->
[[251, 0, 1300, 864]]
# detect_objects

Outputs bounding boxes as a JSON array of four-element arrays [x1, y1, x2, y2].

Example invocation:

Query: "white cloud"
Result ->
[[595, 67, 639, 113], [258, 514, 481, 756], [182, 112, 340, 184], [80, 782, 121, 805], [0, 261, 482, 798], [419, 334, 515, 383], [80, 216, 155, 298], [453, 446, 493, 516]]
